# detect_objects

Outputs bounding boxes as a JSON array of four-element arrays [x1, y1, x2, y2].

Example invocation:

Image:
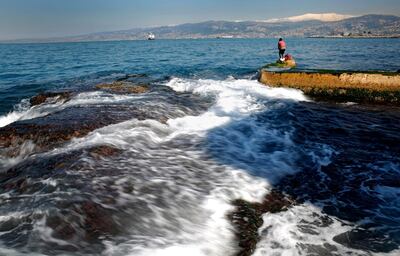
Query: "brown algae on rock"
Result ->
[[95, 81, 149, 94]]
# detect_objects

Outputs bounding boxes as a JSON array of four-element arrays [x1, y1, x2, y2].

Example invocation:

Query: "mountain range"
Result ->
[[3, 14, 400, 43]]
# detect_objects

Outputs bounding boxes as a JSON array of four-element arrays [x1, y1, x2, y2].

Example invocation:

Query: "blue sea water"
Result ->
[[0, 38, 399, 256], [1, 38, 399, 115]]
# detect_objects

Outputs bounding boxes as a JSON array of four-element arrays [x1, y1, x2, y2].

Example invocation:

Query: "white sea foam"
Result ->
[[0, 98, 60, 128], [0, 91, 145, 128], [254, 204, 366, 256], [0, 140, 36, 171], [1, 78, 366, 255], [41, 78, 312, 255]]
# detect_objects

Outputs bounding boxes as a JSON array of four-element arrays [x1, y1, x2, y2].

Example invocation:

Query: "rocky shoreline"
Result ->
[[0, 76, 154, 161], [259, 69, 400, 104], [1, 73, 399, 255]]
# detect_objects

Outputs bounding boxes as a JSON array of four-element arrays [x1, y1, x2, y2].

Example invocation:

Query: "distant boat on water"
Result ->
[[147, 33, 155, 40]]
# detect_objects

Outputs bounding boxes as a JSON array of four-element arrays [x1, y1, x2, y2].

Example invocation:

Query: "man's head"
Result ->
[[279, 38, 283, 41]]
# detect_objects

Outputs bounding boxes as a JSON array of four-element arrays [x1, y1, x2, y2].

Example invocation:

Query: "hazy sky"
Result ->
[[0, 0, 399, 40]]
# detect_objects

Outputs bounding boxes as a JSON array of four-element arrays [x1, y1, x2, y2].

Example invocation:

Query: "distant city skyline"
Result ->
[[0, 0, 399, 40]]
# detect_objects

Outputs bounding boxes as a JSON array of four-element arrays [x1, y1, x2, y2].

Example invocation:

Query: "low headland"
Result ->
[[259, 69, 400, 104]]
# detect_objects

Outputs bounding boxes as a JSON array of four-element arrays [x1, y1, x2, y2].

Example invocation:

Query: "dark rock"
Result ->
[[88, 145, 122, 159], [0, 102, 170, 163], [228, 190, 295, 256], [46, 216, 76, 241], [30, 92, 71, 106], [0, 106, 136, 157], [333, 229, 399, 253], [3, 178, 28, 193], [45, 201, 121, 244], [79, 201, 120, 241]]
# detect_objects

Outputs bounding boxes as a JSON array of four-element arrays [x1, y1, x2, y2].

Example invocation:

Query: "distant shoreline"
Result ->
[[308, 36, 400, 39], [1, 14, 399, 45], [1, 36, 400, 45]]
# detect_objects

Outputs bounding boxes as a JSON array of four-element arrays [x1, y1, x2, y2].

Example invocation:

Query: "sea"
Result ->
[[0, 38, 399, 256]]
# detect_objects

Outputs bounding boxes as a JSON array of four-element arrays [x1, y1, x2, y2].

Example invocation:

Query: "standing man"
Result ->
[[278, 38, 286, 61]]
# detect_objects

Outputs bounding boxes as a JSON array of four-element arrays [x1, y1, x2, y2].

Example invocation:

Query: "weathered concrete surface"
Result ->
[[259, 70, 400, 104]]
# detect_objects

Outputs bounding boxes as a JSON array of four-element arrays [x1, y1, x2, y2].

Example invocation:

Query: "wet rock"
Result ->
[[0, 121, 97, 151], [0, 102, 170, 162], [88, 145, 122, 159], [95, 81, 149, 94], [30, 92, 71, 106], [229, 190, 295, 256], [46, 216, 76, 241], [79, 201, 120, 241], [333, 229, 399, 253], [0, 106, 140, 158], [298, 243, 338, 255], [3, 177, 28, 193], [44, 201, 121, 247]]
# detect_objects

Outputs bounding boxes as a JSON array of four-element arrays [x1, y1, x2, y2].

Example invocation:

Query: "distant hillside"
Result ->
[[3, 14, 400, 43]]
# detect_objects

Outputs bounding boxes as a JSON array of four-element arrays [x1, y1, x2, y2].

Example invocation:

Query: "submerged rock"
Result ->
[[333, 229, 399, 253], [30, 92, 71, 106], [79, 201, 120, 241], [96, 81, 149, 94], [0, 102, 172, 165], [43, 200, 122, 249], [0, 104, 160, 160], [229, 191, 295, 256], [88, 145, 122, 159]]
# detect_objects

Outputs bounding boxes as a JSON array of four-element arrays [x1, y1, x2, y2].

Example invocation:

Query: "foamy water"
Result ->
[[0, 91, 146, 128], [0, 77, 399, 256]]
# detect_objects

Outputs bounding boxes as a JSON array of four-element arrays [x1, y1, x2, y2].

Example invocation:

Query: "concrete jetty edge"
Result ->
[[259, 69, 400, 104]]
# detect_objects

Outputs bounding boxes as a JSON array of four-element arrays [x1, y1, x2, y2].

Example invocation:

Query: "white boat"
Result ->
[[147, 33, 155, 40]]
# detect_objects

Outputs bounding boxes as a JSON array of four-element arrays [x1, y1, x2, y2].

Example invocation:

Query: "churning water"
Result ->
[[0, 39, 399, 255]]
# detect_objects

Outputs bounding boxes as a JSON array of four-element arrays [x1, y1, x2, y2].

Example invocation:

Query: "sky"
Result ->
[[0, 0, 399, 40]]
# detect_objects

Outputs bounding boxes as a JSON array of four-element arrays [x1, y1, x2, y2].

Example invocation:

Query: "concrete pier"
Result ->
[[259, 70, 400, 104]]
